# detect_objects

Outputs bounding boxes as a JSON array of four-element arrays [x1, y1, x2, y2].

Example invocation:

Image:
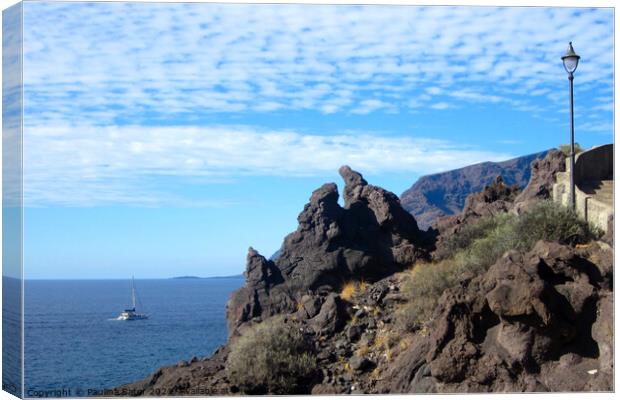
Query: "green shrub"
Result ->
[[397, 260, 458, 331], [559, 143, 583, 157], [512, 200, 601, 248], [463, 216, 521, 274], [435, 213, 516, 260], [226, 316, 317, 394], [439, 201, 598, 269], [398, 201, 600, 329]]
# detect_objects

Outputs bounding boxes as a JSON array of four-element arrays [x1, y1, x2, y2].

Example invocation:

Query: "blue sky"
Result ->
[[20, 2, 613, 279]]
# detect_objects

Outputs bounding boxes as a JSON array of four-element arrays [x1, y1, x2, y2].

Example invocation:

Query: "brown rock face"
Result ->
[[463, 175, 520, 212], [383, 240, 613, 393], [113, 346, 233, 396], [224, 249, 295, 336], [513, 149, 565, 211], [432, 176, 519, 258], [309, 293, 348, 336], [225, 166, 429, 336]]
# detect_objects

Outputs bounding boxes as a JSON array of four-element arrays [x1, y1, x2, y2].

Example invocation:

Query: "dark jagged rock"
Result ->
[[226, 166, 429, 336], [431, 149, 565, 247], [225, 248, 294, 336], [113, 346, 232, 397], [432, 176, 519, 259], [309, 294, 348, 336], [385, 337, 433, 393], [382, 240, 613, 393], [401, 151, 549, 229], [296, 294, 324, 320], [349, 355, 374, 371], [574, 241, 614, 290], [513, 149, 566, 212], [462, 175, 520, 214]]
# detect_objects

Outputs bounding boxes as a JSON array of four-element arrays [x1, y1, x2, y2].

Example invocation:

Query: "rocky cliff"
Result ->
[[225, 166, 430, 337], [114, 150, 612, 396], [401, 150, 549, 229]]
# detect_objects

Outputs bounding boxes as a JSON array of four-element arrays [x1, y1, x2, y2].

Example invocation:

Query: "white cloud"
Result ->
[[448, 90, 505, 104], [577, 121, 614, 133], [23, 124, 512, 206], [21, 4, 613, 125], [16, 4, 613, 207], [592, 102, 614, 112], [351, 99, 395, 114], [430, 102, 453, 110]]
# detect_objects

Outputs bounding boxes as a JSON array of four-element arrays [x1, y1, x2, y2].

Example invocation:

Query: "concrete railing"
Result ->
[[573, 144, 613, 184], [552, 144, 614, 233]]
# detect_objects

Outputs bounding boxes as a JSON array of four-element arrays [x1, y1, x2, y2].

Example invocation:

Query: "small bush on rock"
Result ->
[[398, 201, 600, 329], [227, 316, 317, 394], [397, 260, 458, 330], [513, 200, 601, 248], [435, 213, 516, 260], [559, 143, 583, 157]]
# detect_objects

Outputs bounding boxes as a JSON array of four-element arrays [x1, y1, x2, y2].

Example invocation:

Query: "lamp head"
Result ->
[[562, 42, 580, 74]]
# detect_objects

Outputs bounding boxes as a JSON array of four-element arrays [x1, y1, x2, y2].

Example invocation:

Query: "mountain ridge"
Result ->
[[400, 150, 549, 229]]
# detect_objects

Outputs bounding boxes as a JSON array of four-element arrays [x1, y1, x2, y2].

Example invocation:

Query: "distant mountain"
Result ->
[[400, 150, 549, 230], [270, 249, 281, 261]]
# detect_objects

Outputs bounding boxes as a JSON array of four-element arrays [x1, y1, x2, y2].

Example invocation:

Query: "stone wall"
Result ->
[[552, 144, 614, 233], [574, 144, 613, 183]]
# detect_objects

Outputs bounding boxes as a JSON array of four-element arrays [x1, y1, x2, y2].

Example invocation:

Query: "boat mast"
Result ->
[[131, 275, 136, 310]]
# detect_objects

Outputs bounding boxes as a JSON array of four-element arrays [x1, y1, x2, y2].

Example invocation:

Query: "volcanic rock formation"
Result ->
[[513, 148, 566, 212], [225, 166, 429, 336], [381, 240, 613, 393]]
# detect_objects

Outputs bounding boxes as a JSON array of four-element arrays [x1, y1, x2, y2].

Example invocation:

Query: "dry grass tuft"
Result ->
[[355, 344, 370, 357], [340, 281, 357, 301], [370, 366, 382, 380], [340, 280, 370, 302]]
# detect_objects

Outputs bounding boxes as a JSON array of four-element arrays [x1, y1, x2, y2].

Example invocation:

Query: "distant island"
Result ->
[[171, 274, 243, 280]]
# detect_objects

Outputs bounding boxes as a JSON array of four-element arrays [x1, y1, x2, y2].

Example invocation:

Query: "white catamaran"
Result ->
[[117, 276, 148, 321]]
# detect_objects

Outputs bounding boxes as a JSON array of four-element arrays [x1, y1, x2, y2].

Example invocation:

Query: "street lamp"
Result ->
[[562, 42, 580, 210]]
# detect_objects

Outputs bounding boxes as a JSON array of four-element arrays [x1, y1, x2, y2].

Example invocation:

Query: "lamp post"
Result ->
[[562, 42, 580, 210]]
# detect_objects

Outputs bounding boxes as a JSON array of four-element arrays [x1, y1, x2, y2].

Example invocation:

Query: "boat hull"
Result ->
[[117, 310, 148, 321]]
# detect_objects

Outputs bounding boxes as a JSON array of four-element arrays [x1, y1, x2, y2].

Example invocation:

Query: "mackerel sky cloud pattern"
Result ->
[[21, 3, 613, 206]]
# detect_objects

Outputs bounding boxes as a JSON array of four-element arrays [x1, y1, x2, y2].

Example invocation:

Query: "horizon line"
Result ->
[[5, 274, 245, 281]]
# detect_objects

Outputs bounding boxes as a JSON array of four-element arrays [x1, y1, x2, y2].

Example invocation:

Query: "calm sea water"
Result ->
[[24, 278, 243, 394]]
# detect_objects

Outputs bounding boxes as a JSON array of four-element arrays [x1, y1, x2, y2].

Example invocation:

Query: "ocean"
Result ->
[[24, 278, 244, 395]]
